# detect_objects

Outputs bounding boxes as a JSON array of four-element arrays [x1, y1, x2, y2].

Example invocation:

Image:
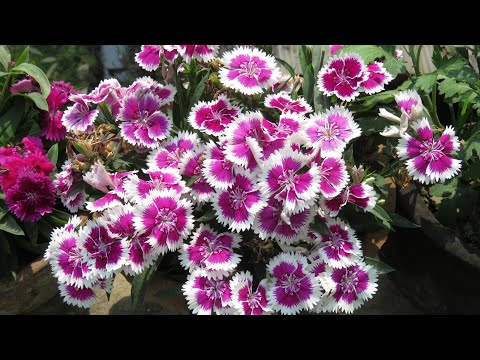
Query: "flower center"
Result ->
[[135, 109, 150, 122], [26, 192, 38, 201], [240, 60, 260, 78], [279, 272, 302, 295], [318, 122, 340, 140], [156, 208, 177, 232], [340, 270, 360, 294], [246, 292, 262, 309], [328, 231, 344, 247], [421, 140, 444, 161], [204, 279, 228, 300], [229, 187, 246, 210]]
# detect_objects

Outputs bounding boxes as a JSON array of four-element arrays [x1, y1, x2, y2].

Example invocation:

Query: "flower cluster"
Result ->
[[0, 136, 56, 222]]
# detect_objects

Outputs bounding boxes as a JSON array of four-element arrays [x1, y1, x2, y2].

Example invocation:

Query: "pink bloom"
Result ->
[[264, 92, 313, 115], [219, 46, 281, 95], [304, 106, 361, 158], [266, 252, 321, 315], [258, 148, 320, 214], [133, 189, 194, 254], [127, 76, 176, 106], [58, 282, 97, 309], [182, 270, 232, 315], [361, 62, 393, 95], [83, 162, 115, 193], [322, 182, 377, 217], [224, 112, 285, 171], [177, 45, 219, 63], [212, 173, 265, 232], [230, 271, 270, 315], [119, 92, 172, 148], [10, 75, 40, 94], [178, 224, 242, 278], [180, 151, 215, 203], [79, 220, 128, 277], [5, 171, 55, 222], [202, 141, 236, 190], [125, 234, 156, 274], [80, 78, 122, 104], [317, 52, 369, 102], [54, 160, 86, 213], [310, 218, 362, 268], [317, 157, 349, 199], [147, 131, 201, 171], [322, 262, 378, 313], [188, 94, 240, 136], [62, 95, 99, 132], [104, 203, 136, 239], [135, 45, 163, 71], [394, 89, 423, 121], [329, 45, 344, 56], [253, 196, 314, 244], [397, 118, 462, 184]]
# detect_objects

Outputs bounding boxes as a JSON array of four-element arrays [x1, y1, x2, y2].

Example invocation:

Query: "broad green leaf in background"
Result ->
[[390, 213, 420, 228], [0, 45, 11, 71], [46, 143, 59, 166], [460, 130, 480, 161], [23, 92, 48, 111], [298, 45, 315, 104], [12, 63, 51, 98], [0, 98, 26, 146], [370, 204, 392, 230], [365, 256, 395, 274], [276, 57, 296, 79], [356, 116, 391, 136], [24, 221, 38, 245], [195, 209, 216, 223], [131, 256, 163, 312], [189, 70, 210, 111], [340, 45, 403, 77], [0, 214, 25, 236], [16, 46, 30, 65], [414, 74, 438, 93]]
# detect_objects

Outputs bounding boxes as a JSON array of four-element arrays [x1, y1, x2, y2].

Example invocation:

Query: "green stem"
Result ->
[[408, 45, 418, 76], [0, 73, 12, 114], [423, 92, 443, 129], [415, 45, 423, 75]]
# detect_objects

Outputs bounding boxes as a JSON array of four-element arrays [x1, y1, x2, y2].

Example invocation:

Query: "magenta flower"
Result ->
[[212, 173, 266, 232], [177, 45, 219, 63], [202, 141, 236, 190], [5, 171, 56, 222], [10, 75, 40, 94], [304, 106, 361, 158], [119, 92, 172, 148], [267, 112, 306, 141], [55, 161, 86, 213], [147, 131, 201, 171], [397, 118, 462, 184], [62, 95, 99, 132], [104, 204, 136, 239], [253, 196, 314, 245], [182, 270, 232, 315], [258, 148, 320, 214], [58, 282, 97, 309], [127, 76, 176, 106], [361, 62, 393, 95], [79, 220, 127, 278], [219, 46, 281, 95], [394, 89, 423, 121], [317, 52, 369, 101], [125, 234, 156, 274], [266, 252, 321, 315], [179, 224, 242, 278], [181, 151, 215, 203], [80, 78, 122, 104], [329, 45, 345, 56], [224, 112, 285, 171], [264, 92, 313, 115], [310, 218, 362, 268], [230, 271, 270, 315], [322, 182, 377, 217], [188, 94, 240, 136], [134, 45, 164, 71], [322, 262, 378, 313], [133, 189, 194, 254], [317, 157, 349, 199]]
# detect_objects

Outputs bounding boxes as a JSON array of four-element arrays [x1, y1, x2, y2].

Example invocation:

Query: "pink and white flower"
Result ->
[[179, 224, 242, 278], [58, 282, 97, 309], [223, 112, 285, 171], [321, 182, 377, 217], [268, 112, 305, 141], [212, 173, 266, 232], [317, 52, 369, 102], [230, 271, 270, 315], [264, 92, 313, 115], [177, 45, 219, 63], [127, 76, 176, 106], [317, 157, 349, 199], [124, 234, 156, 274], [253, 196, 314, 244], [394, 89, 423, 121], [79, 220, 128, 277], [310, 218, 362, 268], [119, 92, 172, 148], [329, 45, 344, 56], [322, 262, 378, 313], [133, 189, 194, 254], [62, 96, 99, 132], [304, 106, 361, 158], [397, 118, 462, 184], [182, 270, 232, 315], [258, 148, 320, 214], [79, 78, 122, 104], [266, 252, 321, 315], [134, 45, 179, 71], [202, 141, 236, 190], [361, 62, 393, 95], [219, 46, 281, 95], [188, 94, 240, 136], [104, 204, 136, 239], [180, 151, 215, 203], [54, 160, 86, 213], [147, 131, 201, 171]]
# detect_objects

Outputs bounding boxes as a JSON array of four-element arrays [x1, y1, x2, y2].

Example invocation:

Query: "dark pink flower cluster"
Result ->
[[0, 136, 56, 221]]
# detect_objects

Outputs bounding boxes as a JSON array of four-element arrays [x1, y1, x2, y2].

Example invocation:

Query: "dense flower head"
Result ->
[[62, 95, 99, 133], [230, 271, 270, 315], [321, 182, 377, 217], [219, 46, 281, 95], [361, 62, 393, 95], [396, 118, 461, 184], [10, 75, 40, 94], [394, 89, 423, 120], [124, 168, 185, 202], [55, 160, 86, 213], [180, 151, 215, 203], [202, 140, 237, 190], [264, 92, 313, 115], [177, 45, 219, 63]]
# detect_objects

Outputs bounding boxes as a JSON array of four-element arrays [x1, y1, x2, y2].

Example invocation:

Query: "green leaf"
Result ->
[[461, 130, 480, 161], [276, 57, 296, 78], [37, 218, 54, 240], [438, 78, 472, 99], [28, 120, 41, 136], [311, 45, 328, 76], [309, 220, 330, 235], [0, 45, 11, 71], [131, 256, 163, 312], [429, 177, 458, 198], [65, 181, 86, 198], [44, 208, 71, 227], [23, 92, 48, 111], [0, 214, 24, 236], [466, 161, 480, 180], [189, 70, 210, 111], [372, 173, 388, 196], [0, 98, 26, 145], [0, 200, 8, 221], [414, 74, 437, 93], [365, 256, 395, 274], [357, 90, 397, 111], [370, 204, 392, 230], [46, 143, 59, 166], [12, 63, 50, 98], [356, 116, 390, 136], [98, 101, 113, 123], [390, 213, 420, 228], [24, 221, 38, 245], [340, 45, 403, 77], [185, 175, 200, 187], [0, 71, 7, 77], [196, 209, 216, 223], [298, 45, 314, 104], [16, 46, 30, 65]]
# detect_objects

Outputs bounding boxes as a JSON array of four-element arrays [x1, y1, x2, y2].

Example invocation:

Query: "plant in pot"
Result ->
[[0, 45, 83, 314], [42, 44, 431, 315]]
